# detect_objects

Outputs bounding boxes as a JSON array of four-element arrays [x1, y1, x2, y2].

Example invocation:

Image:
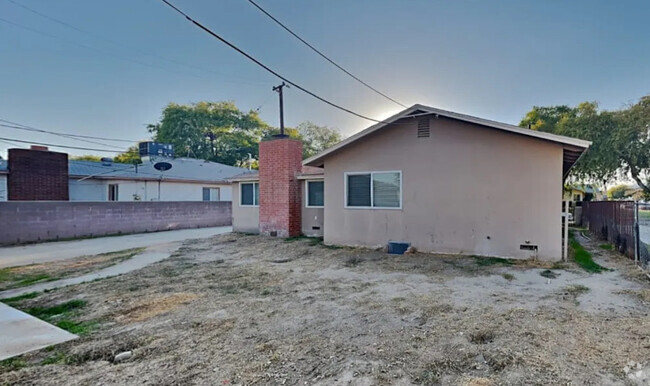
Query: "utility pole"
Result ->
[[273, 82, 288, 137]]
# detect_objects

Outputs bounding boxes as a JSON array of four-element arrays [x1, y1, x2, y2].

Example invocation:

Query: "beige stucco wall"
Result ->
[[231, 182, 259, 233], [301, 179, 324, 237], [322, 117, 564, 260]]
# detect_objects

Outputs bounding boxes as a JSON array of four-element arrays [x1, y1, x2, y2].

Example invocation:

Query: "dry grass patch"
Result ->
[[117, 293, 199, 322], [0, 248, 144, 291]]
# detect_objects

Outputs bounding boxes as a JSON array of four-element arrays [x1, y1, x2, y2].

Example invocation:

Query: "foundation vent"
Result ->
[[417, 119, 430, 138]]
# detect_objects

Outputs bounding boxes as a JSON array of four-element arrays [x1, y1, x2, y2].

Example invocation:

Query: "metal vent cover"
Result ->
[[417, 119, 430, 138]]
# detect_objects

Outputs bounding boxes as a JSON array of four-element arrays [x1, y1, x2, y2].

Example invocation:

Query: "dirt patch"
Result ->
[[116, 293, 199, 323], [1, 233, 649, 385]]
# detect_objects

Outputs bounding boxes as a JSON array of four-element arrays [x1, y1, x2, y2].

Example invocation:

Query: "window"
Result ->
[[573, 194, 581, 202], [306, 180, 324, 207], [240, 182, 259, 206], [108, 184, 119, 201], [346, 171, 401, 209], [203, 187, 220, 201]]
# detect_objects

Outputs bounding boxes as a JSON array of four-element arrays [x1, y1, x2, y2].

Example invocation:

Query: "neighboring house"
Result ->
[[68, 158, 246, 202], [563, 184, 603, 203], [1, 146, 248, 202], [230, 104, 590, 261], [0, 159, 7, 201]]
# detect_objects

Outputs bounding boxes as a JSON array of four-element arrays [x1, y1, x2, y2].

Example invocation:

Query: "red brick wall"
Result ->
[[8, 148, 69, 201], [258, 138, 302, 237]]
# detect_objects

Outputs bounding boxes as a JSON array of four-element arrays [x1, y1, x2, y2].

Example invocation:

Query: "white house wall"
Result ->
[[69, 179, 107, 201], [69, 179, 232, 202], [0, 175, 7, 201]]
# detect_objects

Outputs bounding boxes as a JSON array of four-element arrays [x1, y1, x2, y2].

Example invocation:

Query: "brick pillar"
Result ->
[[8, 147, 69, 201], [259, 137, 302, 237]]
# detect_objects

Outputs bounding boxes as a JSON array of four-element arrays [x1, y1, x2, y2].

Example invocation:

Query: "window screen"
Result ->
[[372, 172, 400, 208], [346, 172, 401, 208], [347, 174, 371, 207], [241, 183, 258, 206], [307, 181, 324, 207], [202, 188, 211, 201]]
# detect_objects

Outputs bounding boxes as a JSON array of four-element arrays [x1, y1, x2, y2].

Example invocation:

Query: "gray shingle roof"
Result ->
[[69, 158, 247, 183]]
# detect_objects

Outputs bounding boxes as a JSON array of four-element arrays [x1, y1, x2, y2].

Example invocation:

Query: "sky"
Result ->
[[0, 0, 649, 159]]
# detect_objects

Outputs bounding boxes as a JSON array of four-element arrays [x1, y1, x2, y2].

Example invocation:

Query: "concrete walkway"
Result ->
[[0, 302, 77, 361], [0, 226, 232, 268]]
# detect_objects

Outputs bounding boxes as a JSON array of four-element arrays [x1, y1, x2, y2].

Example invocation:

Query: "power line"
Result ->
[[246, 0, 407, 108], [0, 119, 140, 143], [0, 123, 127, 150], [158, 0, 396, 125], [4, 0, 272, 87], [0, 16, 206, 79], [0, 136, 127, 153]]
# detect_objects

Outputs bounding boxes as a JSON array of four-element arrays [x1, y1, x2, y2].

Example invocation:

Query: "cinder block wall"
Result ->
[[258, 138, 302, 237], [0, 201, 232, 245], [8, 148, 69, 201]]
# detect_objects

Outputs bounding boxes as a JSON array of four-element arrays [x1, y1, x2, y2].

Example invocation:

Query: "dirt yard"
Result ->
[[1, 233, 650, 385]]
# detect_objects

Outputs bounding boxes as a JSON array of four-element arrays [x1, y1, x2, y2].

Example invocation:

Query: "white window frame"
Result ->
[[239, 182, 259, 207], [344, 170, 402, 210], [202, 187, 220, 202], [305, 179, 324, 208], [108, 184, 119, 201]]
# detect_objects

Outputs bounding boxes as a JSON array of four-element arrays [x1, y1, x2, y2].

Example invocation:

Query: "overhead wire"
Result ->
[[158, 0, 407, 125], [0, 119, 140, 143], [245, 0, 407, 108], [3, 0, 272, 86], [0, 136, 128, 153]]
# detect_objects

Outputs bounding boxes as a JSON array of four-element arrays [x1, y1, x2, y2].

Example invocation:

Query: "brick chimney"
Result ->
[[8, 147, 69, 201], [258, 137, 302, 237]]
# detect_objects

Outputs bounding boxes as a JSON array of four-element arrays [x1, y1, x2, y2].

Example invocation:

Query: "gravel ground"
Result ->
[[1, 232, 649, 385]]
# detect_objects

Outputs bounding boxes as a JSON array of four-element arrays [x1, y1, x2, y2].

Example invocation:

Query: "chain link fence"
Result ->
[[582, 201, 650, 270]]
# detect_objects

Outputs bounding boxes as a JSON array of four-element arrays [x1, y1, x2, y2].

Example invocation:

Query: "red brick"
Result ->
[[258, 138, 302, 237], [8, 148, 69, 201]]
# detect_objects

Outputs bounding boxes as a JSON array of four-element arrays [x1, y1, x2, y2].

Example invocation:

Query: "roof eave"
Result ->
[[303, 104, 591, 167]]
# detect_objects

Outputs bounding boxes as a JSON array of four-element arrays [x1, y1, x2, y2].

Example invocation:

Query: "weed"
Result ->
[[27, 299, 87, 320], [470, 330, 495, 344], [260, 287, 272, 296], [599, 243, 614, 251], [501, 273, 515, 281], [569, 238, 607, 273], [344, 256, 364, 267], [474, 256, 514, 267], [565, 284, 590, 295], [0, 291, 40, 305], [0, 269, 57, 291], [0, 357, 27, 371], [540, 270, 558, 279], [40, 352, 70, 365], [55, 319, 99, 335]]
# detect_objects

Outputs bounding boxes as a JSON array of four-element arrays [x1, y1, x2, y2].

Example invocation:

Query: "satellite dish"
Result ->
[[153, 162, 172, 171]]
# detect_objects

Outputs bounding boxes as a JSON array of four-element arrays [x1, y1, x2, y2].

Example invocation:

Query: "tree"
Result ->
[[114, 145, 142, 164], [520, 95, 650, 197], [148, 101, 268, 166], [607, 184, 630, 199], [296, 122, 342, 159], [71, 155, 102, 162]]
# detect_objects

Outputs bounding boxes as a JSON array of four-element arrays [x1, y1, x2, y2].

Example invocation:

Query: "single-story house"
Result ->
[[563, 184, 603, 203], [0, 147, 248, 202], [230, 104, 590, 261]]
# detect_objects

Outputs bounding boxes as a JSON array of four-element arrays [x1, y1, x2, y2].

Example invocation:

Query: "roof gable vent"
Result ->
[[417, 118, 430, 138]]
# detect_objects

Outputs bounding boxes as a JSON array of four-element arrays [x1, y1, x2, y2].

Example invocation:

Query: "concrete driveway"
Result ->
[[0, 226, 232, 268]]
